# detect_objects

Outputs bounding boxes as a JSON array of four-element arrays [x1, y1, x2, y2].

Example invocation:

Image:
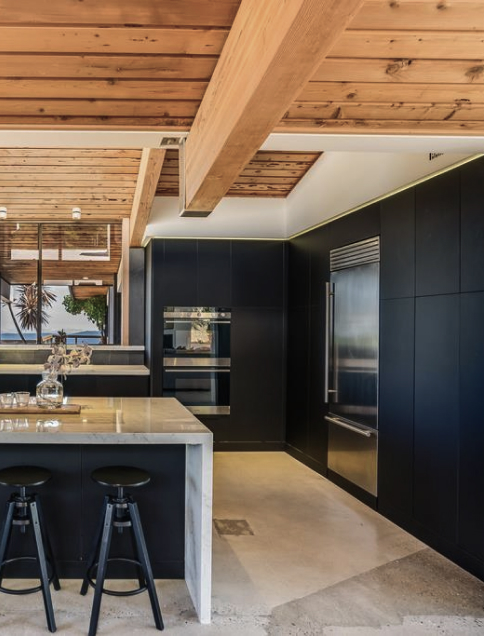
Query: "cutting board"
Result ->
[[0, 404, 81, 415]]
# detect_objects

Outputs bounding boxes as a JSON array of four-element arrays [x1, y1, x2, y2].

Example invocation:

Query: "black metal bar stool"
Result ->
[[0, 465, 60, 633], [80, 466, 164, 636]]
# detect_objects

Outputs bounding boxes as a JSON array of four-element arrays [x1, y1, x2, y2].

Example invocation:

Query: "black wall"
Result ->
[[287, 156, 484, 581], [146, 239, 286, 449]]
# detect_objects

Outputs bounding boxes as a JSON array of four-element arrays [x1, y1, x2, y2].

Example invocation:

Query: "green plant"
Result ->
[[62, 294, 107, 343]]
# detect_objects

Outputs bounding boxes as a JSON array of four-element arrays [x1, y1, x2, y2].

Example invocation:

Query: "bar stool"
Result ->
[[0, 465, 60, 633], [80, 466, 164, 636]]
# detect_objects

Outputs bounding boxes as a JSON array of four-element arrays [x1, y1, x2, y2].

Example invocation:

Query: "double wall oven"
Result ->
[[162, 307, 231, 415]]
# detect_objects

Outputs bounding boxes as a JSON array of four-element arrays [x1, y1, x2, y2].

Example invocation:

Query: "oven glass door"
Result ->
[[163, 307, 231, 359], [162, 367, 230, 415]]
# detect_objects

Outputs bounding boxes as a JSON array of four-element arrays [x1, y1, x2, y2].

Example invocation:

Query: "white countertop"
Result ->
[[0, 364, 149, 375], [0, 396, 212, 444]]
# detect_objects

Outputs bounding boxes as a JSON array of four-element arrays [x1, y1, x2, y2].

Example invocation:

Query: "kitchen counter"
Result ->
[[0, 364, 149, 375], [0, 397, 212, 623]]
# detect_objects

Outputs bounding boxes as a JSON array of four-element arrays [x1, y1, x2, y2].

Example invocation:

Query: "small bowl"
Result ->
[[0, 393, 14, 408]]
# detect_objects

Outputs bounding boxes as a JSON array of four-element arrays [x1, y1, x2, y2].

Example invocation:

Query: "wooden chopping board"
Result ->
[[0, 404, 81, 415]]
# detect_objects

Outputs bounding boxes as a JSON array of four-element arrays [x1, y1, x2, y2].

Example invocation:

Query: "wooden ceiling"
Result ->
[[157, 150, 322, 198], [0, 222, 122, 286], [0, 0, 481, 223]]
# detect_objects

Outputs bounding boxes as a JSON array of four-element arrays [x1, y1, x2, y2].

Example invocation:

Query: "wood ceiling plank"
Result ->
[[0, 55, 218, 80], [283, 101, 484, 121], [0, 26, 229, 55], [129, 148, 166, 247], [274, 118, 484, 134], [0, 156, 140, 166], [331, 30, 484, 60], [0, 165, 140, 174], [0, 100, 198, 118], [352, 1, 484, 31], [0, 117, 193, 129], [0, 79, 208, 100], [0, 187, 136, 194], [0, 178, 137, 187], [313, 58, 484, 84], [183, 0, 365, 215], [0, 1, 242, 27], [248, 152, 322, 163], [298, 81, 484, 102]]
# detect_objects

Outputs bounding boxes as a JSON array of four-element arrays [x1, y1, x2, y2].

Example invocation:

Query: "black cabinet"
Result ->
[[232, 241, 285, 307], [414, 294, 459, 541], [230, 307, 285, 443], [378, 298, 415, 519], [461, 158, 484, 292], [458, 292, 484, 560], [380, 188, 415, 300], [415, 172, 460, 296], [328, 203, 381, 252], [198, 240, 232, 306], [306, 304, 326, 467], [161, 240, 198, 305], [288, 237, 311, 308], [286, 306, 310, 453]]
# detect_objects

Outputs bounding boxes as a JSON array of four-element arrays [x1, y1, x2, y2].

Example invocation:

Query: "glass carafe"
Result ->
[[36, 371, 64, 408]]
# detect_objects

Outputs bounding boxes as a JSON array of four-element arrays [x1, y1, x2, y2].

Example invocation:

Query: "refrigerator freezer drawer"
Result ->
[[327, 416, 378, 496]]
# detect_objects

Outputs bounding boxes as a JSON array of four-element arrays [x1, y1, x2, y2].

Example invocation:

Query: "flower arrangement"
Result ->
[[44, 343, 92, 379]]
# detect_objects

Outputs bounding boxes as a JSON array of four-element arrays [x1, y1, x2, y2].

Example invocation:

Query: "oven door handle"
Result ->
[[164, 368, 230, 373]]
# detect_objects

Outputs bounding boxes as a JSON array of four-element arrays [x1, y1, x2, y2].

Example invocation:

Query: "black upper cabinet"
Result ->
[[161, 240, 198, 305], [415, 172, 460, 296], [197, 240, 232, 306], [380, 188, 415, 300], [414, 294, 459, 542], [288, 236, 311, 309], [458, 292, 484, 559], [461, 158, 484, 292], [329, 203, 381, 251], [378, 298, 415, 518], [307, 225, 331, 308], [232, 241, 284, 307]]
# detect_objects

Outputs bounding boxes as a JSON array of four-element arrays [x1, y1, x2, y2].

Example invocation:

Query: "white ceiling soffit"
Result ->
[[262, 133, 484, 154], [0, 130, 187, 148]]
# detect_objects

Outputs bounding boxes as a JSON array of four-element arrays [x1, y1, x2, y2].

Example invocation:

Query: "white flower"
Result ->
[[44, 343, 92, 379]]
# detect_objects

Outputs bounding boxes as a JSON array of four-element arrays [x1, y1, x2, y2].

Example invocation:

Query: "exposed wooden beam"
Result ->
[[182, 0, 365, 216], [130, 148, 166, 247]]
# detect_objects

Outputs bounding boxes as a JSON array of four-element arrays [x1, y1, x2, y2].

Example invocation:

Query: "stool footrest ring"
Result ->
[[0, 556, 56, 595], [87, 557, 147, 597]]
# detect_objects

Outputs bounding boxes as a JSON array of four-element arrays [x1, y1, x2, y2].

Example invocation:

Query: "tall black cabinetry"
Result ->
[[146, 238, 286, 449]]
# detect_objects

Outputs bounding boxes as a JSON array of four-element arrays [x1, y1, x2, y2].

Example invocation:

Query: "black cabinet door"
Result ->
[[380, 188, 415, 300], [230, 307, 285, 442], [232, 241, 285, 307], [286, 306, 310, 454], [414, 294, 459, 541], [288, 237, 311, 309], [198, 240, 232, 306], [461, 158, 484, 292], [458, 292, 484, 559], [306, 304, 327, 467], [328, 203, 381, 252], [378, 298, 415, 518], [415, 172, 460, 296], [161, 240, 198, 305]]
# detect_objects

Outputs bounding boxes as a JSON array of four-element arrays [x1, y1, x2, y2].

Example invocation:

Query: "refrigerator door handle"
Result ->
[[325, 415, 373, 438], [324, 282, 335, 403]]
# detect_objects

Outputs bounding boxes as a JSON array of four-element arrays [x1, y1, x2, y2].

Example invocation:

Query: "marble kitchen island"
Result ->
[[0, 397, 213, 624]]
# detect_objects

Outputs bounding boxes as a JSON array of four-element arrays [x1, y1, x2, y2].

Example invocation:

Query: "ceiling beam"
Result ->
[[181, 0, 365, 216], [129, 148, 166, 247]]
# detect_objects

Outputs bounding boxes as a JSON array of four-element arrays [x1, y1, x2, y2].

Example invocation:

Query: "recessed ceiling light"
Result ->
[[0, 207, 7, 220], [72, 207, 81, 220]]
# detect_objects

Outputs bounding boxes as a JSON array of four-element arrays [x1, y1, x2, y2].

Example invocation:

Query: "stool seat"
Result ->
[[0, 466, 51, 488], [91, 466, 150, 489]]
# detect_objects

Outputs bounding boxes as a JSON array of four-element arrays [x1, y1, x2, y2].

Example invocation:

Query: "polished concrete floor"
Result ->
[[1, 452, 484, 634]]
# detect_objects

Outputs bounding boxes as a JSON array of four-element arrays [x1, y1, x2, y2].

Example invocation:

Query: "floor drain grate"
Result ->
[[213, 519, 254, 536]]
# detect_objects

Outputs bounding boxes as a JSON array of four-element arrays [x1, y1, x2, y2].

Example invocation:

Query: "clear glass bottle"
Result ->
[[36, 371, 64, 408]]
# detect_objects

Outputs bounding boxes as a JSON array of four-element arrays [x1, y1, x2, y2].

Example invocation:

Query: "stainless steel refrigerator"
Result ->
[[324, 237, 380, 497]]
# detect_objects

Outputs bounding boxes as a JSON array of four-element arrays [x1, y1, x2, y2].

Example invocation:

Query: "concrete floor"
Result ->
[[1, 452, 484, 634]]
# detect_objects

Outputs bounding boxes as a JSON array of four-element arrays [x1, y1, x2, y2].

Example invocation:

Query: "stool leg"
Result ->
[[81, 495, 109, 596], [130, 529, 146, 590], [88, 502, 114, 636], [34, 495, 60, 591], [0, 500, 15, 587], [30, 500, 56, 633], [128, 501, 164, 631]]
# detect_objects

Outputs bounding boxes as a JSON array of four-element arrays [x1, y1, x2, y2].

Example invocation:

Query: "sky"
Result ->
[[2, 285, 98, 335]]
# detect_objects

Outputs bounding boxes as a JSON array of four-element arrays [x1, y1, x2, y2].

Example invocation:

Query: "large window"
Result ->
[[0, 222, 121, 345]]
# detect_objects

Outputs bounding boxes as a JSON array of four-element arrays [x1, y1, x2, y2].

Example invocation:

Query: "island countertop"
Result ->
[[0, 396, 211, 444], [0, 364, 149, 375]]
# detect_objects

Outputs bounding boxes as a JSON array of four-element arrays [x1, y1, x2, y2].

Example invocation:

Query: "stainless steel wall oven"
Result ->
[[162, 307, 231, 415]]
